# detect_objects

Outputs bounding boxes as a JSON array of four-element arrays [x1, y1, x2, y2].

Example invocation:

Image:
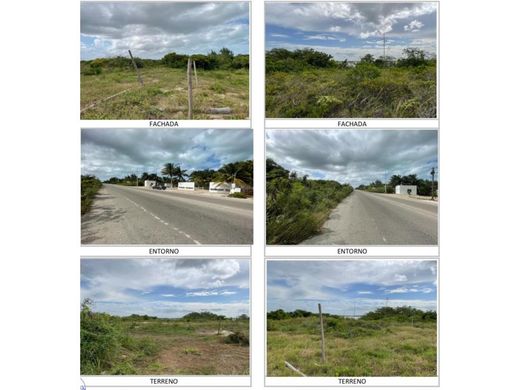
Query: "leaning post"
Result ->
[[128, 50, 143, 86]]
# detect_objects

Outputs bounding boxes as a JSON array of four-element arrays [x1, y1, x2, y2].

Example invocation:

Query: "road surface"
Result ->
[[302, 190, 438, 245], [82, 184, 253, 244]]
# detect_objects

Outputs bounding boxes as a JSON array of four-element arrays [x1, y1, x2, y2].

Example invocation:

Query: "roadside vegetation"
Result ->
[[81, 48, 249, 119], [104, 160, 253, 197], [266, 159, 353, 244], [81, 175, 102, 215], [266, 48, 436, 118], [267, 306, 437, 377], [81, 299, 249, 375], [357, 174, 437, 197]]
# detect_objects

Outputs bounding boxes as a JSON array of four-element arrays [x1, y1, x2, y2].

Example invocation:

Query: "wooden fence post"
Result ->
[[187, 57, 193, 119], [128, 50, 143, 86], [193, 60, 198, 87], [318, 303, 326, 363]]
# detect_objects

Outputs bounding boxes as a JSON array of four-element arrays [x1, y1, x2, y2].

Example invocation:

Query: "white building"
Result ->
[[395, 185, 417, 196], [144, 180, 156, 188]]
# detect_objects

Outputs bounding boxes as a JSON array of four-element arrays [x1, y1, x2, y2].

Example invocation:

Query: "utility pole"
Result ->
[[383, 32, 386, 65], [430, 167, 436, 200], [128, 50, 143, 86], [318, 303, 326, 363]]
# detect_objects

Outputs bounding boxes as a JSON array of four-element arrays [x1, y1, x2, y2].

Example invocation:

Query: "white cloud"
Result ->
[[404, 19, 425, 32], [81, 2, 249, 59]]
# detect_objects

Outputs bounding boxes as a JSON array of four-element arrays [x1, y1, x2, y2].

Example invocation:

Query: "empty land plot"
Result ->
[[81, 313, 250, 375], [80, 66, 249, 120], [267, 315, 436, 377]]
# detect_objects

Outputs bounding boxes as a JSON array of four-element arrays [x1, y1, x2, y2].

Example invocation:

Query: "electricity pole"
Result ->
[[383, 32, 386, 65], [430, 167, 436, 200]]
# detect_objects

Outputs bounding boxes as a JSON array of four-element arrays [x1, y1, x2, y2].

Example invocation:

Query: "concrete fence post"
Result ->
[[128, 50, 143, 86], [187, 57, 193, 119], [318, 303, 326, 363]]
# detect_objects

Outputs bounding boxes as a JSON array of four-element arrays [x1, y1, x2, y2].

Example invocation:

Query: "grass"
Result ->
[[266, 65, 436, 118], [267, 316, 436, 377], [81, 310, 250, 375], [80, 65, 249, 119], [81, 176, 102, 215]]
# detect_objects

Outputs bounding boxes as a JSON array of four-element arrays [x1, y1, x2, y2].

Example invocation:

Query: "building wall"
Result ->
[[395, 185, 417, 195]]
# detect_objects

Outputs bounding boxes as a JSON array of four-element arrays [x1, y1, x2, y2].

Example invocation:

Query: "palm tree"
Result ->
[[174, 166, 188, 183], [214, 163, 248, 190], [161, 163, 176, 188]]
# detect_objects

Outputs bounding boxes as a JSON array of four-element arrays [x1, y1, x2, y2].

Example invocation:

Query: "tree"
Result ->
[[360, 54, 375, 64], [214, 160, 253, 187], [190, 169, 216, 188], [161, 163, 177, 188]]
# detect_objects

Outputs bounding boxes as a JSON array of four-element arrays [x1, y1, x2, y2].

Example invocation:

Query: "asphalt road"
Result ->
[[302, 190, 438, 245], [81, 184, 253, 244]]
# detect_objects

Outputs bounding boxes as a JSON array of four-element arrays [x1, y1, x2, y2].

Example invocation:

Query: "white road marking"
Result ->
[[123, 196, 201, 245]]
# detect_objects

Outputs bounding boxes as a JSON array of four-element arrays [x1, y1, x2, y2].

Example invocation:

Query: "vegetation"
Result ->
[[266, 48, 436, 118], [81, 48, 249, 119], [81, 175, 102, 215], [81, 300, 249, 375], [357, 174, 438, 197], [104, 160, 253, 197], [266, 159, 353, 244], [267, 306, 437, 377]]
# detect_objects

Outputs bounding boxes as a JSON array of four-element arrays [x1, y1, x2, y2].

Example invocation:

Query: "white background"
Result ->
[[1, 0, 520, 389]]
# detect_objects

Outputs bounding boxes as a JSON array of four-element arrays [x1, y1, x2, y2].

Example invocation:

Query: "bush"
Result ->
[[266, 160, 353, 244], [81, 175, 102, 214], [229, 192, 247, 198], [224, 332, 249, 346]]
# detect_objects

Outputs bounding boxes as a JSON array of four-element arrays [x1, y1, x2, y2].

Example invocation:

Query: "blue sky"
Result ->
[[266, 2, 437, 61], [81, 128, 253, 181], [267, 260, 437, 315], [81, 2, 249, 60], [81, 258, 249, 318], [266, 130, 438, 187]]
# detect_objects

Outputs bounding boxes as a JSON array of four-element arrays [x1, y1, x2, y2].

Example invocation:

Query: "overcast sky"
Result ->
[[81, 258, 249, 318], [81, 128, 253, 180], [81, 1, 249, 60], [266, 2, 437, 61], [267, 260, 437, 315], [266, 130, 437, 187]]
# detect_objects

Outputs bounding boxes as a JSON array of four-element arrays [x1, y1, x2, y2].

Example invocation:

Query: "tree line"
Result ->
[[266, 159, 353, 244], [104, 160, 253, 190], [266, 47, 435, 73], [357, 173, 437, 197], [81, 47, 248, 75], [267, 306, 436, 322]]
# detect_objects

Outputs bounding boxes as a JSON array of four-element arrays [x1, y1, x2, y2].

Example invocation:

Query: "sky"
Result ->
[[81, 128, 253, 180], [266, 2, 437, 61], [266, 129, 438, 187], [81, 258, 249, 318], [81, 1, 249, 60], [267, 260, 437, 316]]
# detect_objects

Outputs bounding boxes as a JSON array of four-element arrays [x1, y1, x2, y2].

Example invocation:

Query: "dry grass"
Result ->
[[81, 66, 249, 119]]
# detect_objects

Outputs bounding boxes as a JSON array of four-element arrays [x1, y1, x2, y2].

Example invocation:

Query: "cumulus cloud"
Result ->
[[81, 258, 249, 318], [266, 2, 437, 60], [81, 128, 253, 180], [266, 130, 438, 187], [81, 1, 249, 59], [267, 260, 437, 315]]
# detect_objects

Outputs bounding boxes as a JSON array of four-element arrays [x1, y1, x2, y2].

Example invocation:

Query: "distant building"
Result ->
[[395, 185, 417, 196]]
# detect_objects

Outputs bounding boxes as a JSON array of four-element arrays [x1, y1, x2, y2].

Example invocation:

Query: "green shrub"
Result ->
[[81, 175, 102, 214], [224, 332, 249, 346]]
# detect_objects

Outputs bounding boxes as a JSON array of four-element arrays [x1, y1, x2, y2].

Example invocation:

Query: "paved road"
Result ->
[[302, 190, 438, 245], [82, 184, 253, 244]]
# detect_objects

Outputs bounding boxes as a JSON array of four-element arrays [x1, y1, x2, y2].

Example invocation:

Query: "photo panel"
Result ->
[[81, 128, 254, 247], [81, 257, 251, 386], [265, 1, 438, 120], [265, 259, 439, 386], [265, 129, 438, 257], [80, 1, 251, 121]]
